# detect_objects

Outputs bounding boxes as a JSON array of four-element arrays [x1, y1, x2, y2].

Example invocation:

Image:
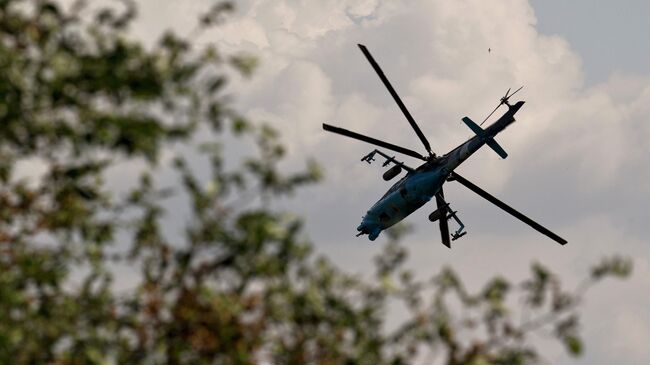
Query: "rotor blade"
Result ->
[[323, 123, 427, 161], [509, 85, 524, 99], [436, 188, 451, 248], [479, 103, 502, 126], [357, 44, 433, 155], [480, 86, 525, 126], [449, 172, 567, 245]]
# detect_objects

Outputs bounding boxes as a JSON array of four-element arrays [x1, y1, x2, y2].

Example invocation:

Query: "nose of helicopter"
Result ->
[[357, 220, 381, 241]]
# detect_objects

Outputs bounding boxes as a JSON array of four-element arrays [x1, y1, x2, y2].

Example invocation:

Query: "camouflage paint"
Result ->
[[357, 101, 524, 240]]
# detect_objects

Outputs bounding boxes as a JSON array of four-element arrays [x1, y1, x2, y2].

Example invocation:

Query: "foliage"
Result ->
[[0, 1, 631, 364]]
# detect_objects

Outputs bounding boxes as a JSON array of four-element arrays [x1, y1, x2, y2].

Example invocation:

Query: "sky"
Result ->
[[118, 0, 650, 363]]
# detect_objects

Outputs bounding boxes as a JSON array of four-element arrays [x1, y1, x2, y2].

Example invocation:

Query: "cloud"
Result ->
[[215, 0, 649, 204]]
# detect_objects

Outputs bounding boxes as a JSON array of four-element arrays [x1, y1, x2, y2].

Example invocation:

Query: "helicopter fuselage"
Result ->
[[357, 101, 523, 240]]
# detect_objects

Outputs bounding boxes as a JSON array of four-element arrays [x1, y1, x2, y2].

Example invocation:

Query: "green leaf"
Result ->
[[564, 335, 583, 356]]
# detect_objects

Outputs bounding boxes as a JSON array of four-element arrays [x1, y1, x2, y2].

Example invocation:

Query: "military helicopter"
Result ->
[[323, 44, 567, 247]]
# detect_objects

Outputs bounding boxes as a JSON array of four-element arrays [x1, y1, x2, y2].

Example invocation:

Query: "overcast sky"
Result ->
[[120, 1, 650, 364]]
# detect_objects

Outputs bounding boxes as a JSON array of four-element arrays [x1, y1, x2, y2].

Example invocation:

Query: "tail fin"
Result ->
[[461, 117, 508, 159]]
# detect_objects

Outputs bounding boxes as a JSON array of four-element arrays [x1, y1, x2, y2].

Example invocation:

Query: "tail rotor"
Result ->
[[480, 86, 524, 126]]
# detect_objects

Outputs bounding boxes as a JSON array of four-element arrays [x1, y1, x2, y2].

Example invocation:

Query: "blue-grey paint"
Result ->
[[357, 102, 523, 240]]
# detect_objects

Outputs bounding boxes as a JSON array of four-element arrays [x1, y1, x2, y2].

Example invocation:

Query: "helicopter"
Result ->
[[323, 44, 567, 247]]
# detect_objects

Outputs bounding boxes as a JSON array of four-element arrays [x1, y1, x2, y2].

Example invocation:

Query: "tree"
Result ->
[[0, 1, 631, 364]]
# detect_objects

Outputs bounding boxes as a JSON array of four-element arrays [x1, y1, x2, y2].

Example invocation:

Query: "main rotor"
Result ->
[[323, 44, 436, 162], [356, 44, 436, 158]]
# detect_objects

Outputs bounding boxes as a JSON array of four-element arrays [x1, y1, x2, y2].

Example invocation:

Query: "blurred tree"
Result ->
[[0, 1, 631, 364]]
